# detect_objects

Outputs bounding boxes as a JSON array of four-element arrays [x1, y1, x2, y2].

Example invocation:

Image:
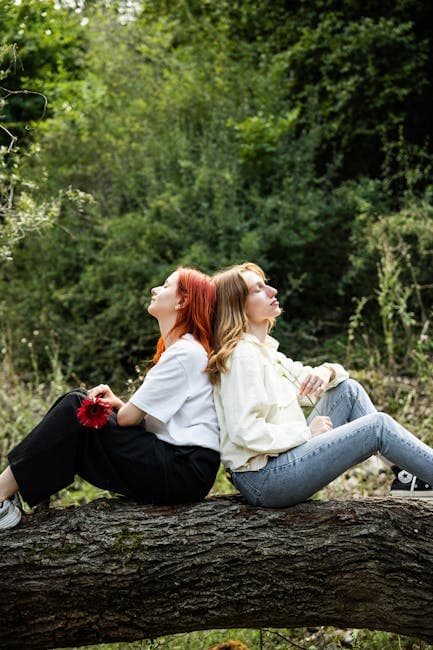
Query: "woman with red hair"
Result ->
[[0, 268, 220, 530]]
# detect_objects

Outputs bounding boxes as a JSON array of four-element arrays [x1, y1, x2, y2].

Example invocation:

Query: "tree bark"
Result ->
[[1, 495, 433, 649]]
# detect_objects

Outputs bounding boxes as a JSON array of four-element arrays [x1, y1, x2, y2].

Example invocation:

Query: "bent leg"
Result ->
[[308, 378, 392, 469], [8, 388, 219, 507], [7, 390, 132, 507], [233, 411, 433, 507], [307, 378, 376, 427]]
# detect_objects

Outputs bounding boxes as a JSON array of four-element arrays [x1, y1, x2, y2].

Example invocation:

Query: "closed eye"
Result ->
[[250, 282, 265, 293]]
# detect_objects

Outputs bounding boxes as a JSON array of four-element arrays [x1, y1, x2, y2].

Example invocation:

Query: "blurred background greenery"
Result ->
[[1, 1, 433, 648]]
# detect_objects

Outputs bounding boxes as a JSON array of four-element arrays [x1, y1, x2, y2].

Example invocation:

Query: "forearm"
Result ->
[[110, 396, 125, 411], [117, 401, 146, 426]]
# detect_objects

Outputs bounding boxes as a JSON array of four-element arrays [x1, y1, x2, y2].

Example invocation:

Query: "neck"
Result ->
[[158, 314, 178, 347], [248, 321, 268, 343]]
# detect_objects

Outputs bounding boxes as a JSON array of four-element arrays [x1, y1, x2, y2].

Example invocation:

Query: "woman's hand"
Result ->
[[87, 384, 124, 411], [299, 368, 332, 397], [309, 415, 333, 437]]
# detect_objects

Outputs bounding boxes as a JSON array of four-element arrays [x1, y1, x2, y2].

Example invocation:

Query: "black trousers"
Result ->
[[8, 389, 220, 508]]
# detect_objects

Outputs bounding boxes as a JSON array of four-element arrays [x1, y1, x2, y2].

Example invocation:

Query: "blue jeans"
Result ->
[[230, 379, 433, 507]]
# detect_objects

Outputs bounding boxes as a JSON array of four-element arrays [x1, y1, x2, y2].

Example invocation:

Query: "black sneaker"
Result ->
[[0, 493, 22, 529], [390, 465, 433, 499]]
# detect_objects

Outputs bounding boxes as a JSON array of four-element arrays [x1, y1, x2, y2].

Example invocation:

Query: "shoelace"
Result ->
[[410, 475, 417, 494]]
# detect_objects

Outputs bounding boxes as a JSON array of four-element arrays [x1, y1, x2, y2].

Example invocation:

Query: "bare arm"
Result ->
[[87, 384, 146, 427], [117, 401, 146, 426]]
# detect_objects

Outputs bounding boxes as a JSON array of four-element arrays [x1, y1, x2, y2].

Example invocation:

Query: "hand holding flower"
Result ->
[[77, 396, 113, 429], [87, 384, 124, 411], [299, 368, 332, 397], [77, 384, 125, 429]]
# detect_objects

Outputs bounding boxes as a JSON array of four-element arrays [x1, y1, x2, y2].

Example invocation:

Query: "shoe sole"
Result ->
[[390, 490, 433, 499], [0, 505, 22, 529]]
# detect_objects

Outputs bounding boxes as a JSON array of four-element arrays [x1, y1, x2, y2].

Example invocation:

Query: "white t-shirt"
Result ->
[[129, 334, 219, 452]]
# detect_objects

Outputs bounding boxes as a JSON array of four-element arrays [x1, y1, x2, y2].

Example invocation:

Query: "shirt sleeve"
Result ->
[[129, 354, 190, 423], [277, 355, 349, 407], [220, 351, 311, 454]]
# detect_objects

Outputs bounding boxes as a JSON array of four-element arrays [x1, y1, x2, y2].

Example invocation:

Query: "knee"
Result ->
[[330, 378, 361, 397], [339, 377, 372, 401], [53, 389, 86, 412], [369, 411, 392, 429], [376, 411, 392, 425], [68, 387, 87, 397], [345, 378, 364, 393]]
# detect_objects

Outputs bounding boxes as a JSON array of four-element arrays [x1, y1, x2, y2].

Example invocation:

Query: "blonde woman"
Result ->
[[208, 262, 433, 507]]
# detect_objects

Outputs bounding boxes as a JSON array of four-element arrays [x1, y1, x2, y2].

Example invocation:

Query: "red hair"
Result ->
[[153, 267, 217, 364]]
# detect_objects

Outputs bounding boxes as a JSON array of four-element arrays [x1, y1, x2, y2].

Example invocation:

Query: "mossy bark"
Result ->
[[1, 495, 433, 648]]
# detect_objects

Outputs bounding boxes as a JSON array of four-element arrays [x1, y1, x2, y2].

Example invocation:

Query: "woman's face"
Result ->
[[148, 271, 180, 319], [243, 270, 281, 325]]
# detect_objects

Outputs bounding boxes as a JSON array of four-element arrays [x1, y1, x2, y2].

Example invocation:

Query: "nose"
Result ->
[[151, 286, 159, 296], [268, 285, 277, 297]]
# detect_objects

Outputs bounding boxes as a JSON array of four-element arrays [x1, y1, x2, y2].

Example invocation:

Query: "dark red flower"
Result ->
[[77, 397, 112, 429]]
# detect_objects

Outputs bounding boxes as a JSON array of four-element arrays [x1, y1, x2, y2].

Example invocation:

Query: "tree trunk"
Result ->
[[1, 495, 433, 649]]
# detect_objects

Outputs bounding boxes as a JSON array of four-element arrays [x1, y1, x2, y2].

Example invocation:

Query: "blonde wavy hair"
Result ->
[[207, 262, 274, 384]]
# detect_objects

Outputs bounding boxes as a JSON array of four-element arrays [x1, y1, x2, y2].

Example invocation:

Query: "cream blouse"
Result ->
[[213, 333, 349, 471]]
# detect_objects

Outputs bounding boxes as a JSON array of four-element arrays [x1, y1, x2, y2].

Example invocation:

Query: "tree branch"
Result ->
[[1, 495, 433, 648]]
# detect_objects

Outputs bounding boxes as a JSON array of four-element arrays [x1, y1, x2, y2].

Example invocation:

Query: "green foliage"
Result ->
[[1, 0, 433, 384], [0, 0, 86, 142], [346, 195, 433, 375], [0, 3, 348, 380], [285, 13, 429, 174], [138, 0, 433, 177], [0, 145, 61, 260], [61, 627, 433, 649], [0, 113, 58, 265]]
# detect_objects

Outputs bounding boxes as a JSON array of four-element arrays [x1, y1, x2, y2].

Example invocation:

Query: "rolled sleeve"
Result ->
[[287, 360, 349, 406]]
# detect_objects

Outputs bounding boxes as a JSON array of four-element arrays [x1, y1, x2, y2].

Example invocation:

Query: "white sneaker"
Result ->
[[0, 494, 22, 529]]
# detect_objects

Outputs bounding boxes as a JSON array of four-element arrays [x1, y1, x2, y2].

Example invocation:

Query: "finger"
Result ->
[[307, 382, 325, 397], [300, 376, 320, 395], [89, 384, 108, 398]]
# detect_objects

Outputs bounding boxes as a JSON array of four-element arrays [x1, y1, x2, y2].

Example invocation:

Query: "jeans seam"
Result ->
[[262, 426, 367, 474]]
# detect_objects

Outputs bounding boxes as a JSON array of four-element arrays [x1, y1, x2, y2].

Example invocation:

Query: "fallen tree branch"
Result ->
[[1, 495, 433, 648]]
